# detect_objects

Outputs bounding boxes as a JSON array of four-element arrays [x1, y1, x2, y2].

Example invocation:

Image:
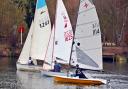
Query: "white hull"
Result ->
[[41, 70, 67, 77], [16, 63, 43, 72]]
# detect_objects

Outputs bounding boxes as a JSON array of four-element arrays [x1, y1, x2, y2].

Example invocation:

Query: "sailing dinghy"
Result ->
[[41, 0, 74, 76], [17, 0, 51, 72], [41, 25, 66, 76], [16, 21, 42, 71], [54, 0, 107, 85]]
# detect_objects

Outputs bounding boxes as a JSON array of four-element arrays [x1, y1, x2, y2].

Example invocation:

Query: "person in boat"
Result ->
[[53, 60, 62, 72], [28, 57, 34, 65], [75, 64, 87, 78]]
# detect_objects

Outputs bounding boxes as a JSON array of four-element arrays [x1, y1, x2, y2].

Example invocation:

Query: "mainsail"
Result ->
[[30, 0, 51, 60], [73, 0, 103, 70], [54, 0, 74, 64], [18, 21, 34, 64]]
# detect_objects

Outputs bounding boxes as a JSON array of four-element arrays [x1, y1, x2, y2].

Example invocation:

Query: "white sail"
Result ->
[[18, 21, 34, 64], [43, 25, 55, 70], [30, 0, 51, 60], [70, 40, 78, 66], [74, 0, 103, 70], [54, 0, 74, 64]]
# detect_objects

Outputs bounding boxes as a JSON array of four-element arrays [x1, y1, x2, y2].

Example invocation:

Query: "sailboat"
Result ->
[[70, 0, 103, 70], [16, 0, 52, 71], [54, 0, 107, 85], [41, 25, 66, 77], [41, 0, 74, 76]]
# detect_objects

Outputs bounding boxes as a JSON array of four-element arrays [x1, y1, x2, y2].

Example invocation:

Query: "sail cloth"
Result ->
[[30, 0, 51, 60], [54, 0, 74, 64], [73, 0, 103, 70], [18, 21, 34, 64], [43, 25, 55, 70]]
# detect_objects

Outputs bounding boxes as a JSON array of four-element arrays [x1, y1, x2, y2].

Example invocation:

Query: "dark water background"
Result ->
[[0, 57, 128, 89]]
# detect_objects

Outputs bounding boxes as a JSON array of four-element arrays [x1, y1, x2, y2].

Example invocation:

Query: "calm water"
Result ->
[[0, 57, 128, 89]]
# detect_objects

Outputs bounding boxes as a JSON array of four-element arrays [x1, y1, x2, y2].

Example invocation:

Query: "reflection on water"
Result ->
[[0, 57, 128, 89], [104, 61, 128, 75]]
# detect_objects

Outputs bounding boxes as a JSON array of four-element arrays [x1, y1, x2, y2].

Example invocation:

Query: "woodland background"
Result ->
[[0, 0, 128, 50]]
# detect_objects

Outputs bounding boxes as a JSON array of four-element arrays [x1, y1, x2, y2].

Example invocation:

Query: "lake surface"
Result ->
[[0, 57, 128, 89]]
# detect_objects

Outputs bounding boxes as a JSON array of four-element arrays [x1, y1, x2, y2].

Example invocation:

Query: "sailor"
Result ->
[[28, 57, 34, 65], [75, 64, 87, 78], [53, 60, 62, 72]]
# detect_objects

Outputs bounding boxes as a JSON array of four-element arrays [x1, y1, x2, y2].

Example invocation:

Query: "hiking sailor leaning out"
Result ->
[[75, 64, 87, 78]]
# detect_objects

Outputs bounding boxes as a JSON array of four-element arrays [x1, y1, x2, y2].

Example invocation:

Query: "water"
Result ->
[[0, 57, 128, 89]]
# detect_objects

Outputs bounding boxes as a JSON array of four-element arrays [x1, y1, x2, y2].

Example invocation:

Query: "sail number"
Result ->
[[93, 29, 100, 35], [92, 23, 100, 35], [39, 20, 50, 28], [64, 30, 73, 41]]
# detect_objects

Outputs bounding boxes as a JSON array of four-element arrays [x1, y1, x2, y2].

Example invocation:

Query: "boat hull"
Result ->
[[16, 63, 42, 72], [54, 76, 107, 85], [41, 70, 67, 77]]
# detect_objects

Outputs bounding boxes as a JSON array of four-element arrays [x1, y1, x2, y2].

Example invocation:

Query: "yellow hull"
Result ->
[[54, 76, 106, 85]]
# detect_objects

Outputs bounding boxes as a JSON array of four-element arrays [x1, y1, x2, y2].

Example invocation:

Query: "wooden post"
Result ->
[[21, 31, 22, 45]]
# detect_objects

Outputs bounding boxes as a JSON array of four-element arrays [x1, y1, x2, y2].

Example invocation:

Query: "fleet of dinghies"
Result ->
[[17, 0, 107, 85], [53, 0, 107, 85]]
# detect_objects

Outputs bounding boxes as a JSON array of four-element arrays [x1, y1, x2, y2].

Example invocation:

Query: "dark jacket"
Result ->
[[75, 68, 87, 78], [54, 63, 61, 72]]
